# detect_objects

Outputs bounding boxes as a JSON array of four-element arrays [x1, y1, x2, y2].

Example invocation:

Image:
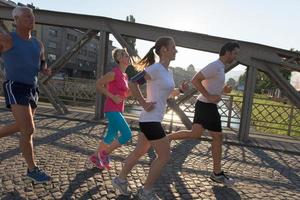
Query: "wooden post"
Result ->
[[239, 65, 257, 141], [227, 95, 233, 128], [287, 105, 294, 136], [95, 31, 109, 120]]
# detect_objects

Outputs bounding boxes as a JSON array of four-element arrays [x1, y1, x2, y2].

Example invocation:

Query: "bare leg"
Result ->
[[97, 141, 109, 153], [167, 123, 204, 141], [210, 131, 223, 174], [105, 139, 121, 154], [11, 105, 36, 170], [0, 108, 36, 138], [119, 133, 150, 179], [0, 123, 19, 138], [97, 139, 122, 154], [143, 136, 171, 190]]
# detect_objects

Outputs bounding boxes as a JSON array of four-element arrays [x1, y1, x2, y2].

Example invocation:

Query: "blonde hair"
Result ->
[[12, 6, 32, 21], [112, 48, 128, 64]]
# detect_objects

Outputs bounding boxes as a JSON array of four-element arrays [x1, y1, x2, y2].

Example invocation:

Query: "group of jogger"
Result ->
[[0, 6, 240, 200]]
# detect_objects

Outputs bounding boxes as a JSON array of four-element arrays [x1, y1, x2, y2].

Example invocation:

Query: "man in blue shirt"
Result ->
[[0, 6, 51, 183]]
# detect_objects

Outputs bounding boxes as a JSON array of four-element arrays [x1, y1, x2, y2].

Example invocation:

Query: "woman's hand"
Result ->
[[111, 95, 123, 104], [179, 80, 189, 93], [142, 101, 156, 112]]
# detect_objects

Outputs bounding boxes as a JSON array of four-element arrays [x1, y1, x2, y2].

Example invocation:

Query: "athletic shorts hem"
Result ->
[[139, 122, 166, 141], [193, 100, 222, 132]]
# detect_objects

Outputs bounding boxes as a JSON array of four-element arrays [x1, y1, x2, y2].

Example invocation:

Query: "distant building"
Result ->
[[187, 64, 196, 73], [170, 66, 195, 87], [1, 0, 115, 79], [41, 25, 114, 79], [291, 72, 300, 91]]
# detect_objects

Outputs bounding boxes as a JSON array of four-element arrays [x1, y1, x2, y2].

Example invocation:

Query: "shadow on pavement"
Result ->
[[61, 167, 104, 200], [212, 185, 241, 200], [1, 191, 27, 200]]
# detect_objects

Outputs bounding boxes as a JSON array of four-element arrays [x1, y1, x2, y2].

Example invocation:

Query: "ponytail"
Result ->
[[133, 36, 174, 71], [134, 46, 156, 71]]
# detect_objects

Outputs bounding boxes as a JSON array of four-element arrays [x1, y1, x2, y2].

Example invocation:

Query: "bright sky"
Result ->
[[17, 0, 300, 76]]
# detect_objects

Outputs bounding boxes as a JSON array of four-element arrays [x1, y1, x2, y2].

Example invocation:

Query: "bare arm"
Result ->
[[96, 71, 115, 98], [169, 80, 189, 98], [129, 72, 155, 111], [96, 71, 123, 104], [223, 84, 232, 94], [126, 89, 132, 97], [0, 33, 12, 53], [39, 41, 46, 62], [169, 88, 180, 98], [38, 40, 51, 76], [191, 71, 221, 103]]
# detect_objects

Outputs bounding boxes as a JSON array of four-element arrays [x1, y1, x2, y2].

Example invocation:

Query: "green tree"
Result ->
[[237, 48, 297, 93], [255, 72, 275, 93], [290, 48, 300, 53], [237, 73, 246, 86], [238, 70, 291, 93]]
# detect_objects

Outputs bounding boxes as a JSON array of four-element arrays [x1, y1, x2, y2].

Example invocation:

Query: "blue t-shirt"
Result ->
[[2, 32, 41, 86]]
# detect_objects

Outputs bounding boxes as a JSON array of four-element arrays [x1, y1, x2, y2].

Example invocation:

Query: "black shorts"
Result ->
[[139, 122, 166, 140], [193, 100, 222, 132], [3, 80, 39, 109]]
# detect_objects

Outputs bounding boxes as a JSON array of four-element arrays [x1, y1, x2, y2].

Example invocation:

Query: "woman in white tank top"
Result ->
[[112, 36, 187, 199]]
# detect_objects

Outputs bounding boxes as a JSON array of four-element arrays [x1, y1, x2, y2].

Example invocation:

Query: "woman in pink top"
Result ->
[[89, 48, 132, 170]]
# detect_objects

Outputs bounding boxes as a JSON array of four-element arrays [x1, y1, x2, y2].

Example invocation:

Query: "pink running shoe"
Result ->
[[89, 154, 104, 169], [98, 150, 111, 170]]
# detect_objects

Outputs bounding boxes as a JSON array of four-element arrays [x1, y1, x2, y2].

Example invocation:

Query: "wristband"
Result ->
[[130, 70, 146, 85]]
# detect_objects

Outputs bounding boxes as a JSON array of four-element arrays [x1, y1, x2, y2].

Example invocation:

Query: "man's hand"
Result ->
[[41, 68, 51, 76], [223, 85, 232, 94], [179, 80, 189, 93]]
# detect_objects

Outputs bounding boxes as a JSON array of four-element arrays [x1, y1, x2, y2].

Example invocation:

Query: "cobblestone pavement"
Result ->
[[0, 109, 300, 200]]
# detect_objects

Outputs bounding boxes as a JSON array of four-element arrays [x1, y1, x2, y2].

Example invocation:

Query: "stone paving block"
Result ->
[[0, 109, 300, 199]]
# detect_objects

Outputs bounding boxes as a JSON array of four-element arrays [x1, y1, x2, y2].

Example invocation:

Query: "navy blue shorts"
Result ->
[[193, 100, 222, 132], [3, 80, 39, 109]]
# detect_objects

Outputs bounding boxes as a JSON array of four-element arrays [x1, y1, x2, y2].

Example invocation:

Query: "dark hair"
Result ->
[[219, 41, 240, 56], [135, 36, 174, 70]]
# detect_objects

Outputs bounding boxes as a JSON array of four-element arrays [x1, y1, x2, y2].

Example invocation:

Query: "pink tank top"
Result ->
[[103, 67, 129, 113]]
